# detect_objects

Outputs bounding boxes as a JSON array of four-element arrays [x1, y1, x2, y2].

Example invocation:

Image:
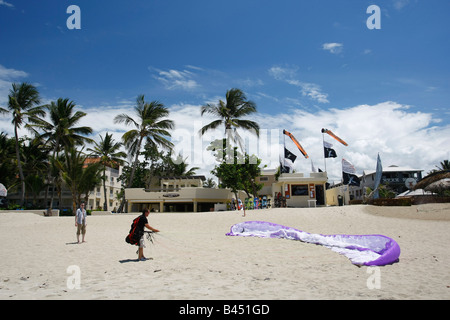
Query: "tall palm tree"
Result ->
[[114, 95, 174, 212], [33, 98, 93, 213], [37, 98, 94, 152], [199, 88, 260, 151], [87, 132, 126, 210], [0, 132, 18, 190], [56, 146, 101, 214], [6, 83, 43, 205]]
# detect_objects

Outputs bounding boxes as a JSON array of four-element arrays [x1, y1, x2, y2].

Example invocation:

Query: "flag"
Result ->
[[373, 153, 383, 199], [284, 147, 297, 163], [280, 162, 291, 173], [342, 158, 360, 186], [323, 140, 337, 158], [280, 147, 296, 173]]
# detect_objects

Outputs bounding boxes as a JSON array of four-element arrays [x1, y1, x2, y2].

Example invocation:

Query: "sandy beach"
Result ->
[[0, 204, 449, 300]]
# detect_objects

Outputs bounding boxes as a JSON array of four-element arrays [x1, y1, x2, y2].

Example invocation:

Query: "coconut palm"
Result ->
[[37, 98, 94, 152], [33, 98, 93, 213], [199, 88, 260, 151], [114, 95, 174, 212], [87, 132, 126, 210], [436, 160, 450, 171], [56, 147, 102, 214], [6, 83, 43, 205]]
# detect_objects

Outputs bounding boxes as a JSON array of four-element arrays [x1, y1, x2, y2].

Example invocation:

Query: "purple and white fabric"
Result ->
[[226, 221, 400, 266]]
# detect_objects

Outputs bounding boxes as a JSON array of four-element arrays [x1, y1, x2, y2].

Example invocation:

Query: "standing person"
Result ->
[[75, 202, 87, 243], [126, 208, 160, 261]]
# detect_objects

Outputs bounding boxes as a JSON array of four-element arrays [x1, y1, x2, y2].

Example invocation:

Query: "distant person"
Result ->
[[126, 208, 160, 261], [75, 202, 87, 243]]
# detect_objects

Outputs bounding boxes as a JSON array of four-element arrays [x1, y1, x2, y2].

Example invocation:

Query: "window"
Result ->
[[291, 185, 308, 196]]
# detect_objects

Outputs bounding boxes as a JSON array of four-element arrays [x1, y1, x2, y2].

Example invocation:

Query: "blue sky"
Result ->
[[1, 0, 449, 182]]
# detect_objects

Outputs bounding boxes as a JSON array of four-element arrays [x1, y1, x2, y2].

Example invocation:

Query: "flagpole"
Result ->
[[322, 131, 327, 173], [283, 130, 286, 172]]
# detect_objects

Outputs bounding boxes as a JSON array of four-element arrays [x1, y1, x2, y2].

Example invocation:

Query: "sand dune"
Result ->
[[0, 204, 449, 300]]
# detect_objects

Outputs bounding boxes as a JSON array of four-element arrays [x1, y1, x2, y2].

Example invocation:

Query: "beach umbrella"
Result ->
[[0, 183, 7, 197], [424, 178, 450, 193], [414, 170, 450, 190]]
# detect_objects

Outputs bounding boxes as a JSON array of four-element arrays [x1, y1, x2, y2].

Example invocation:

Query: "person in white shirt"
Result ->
[[75, 203, 87, 243]]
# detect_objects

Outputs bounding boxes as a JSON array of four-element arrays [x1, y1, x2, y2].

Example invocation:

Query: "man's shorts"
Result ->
[[77, 224, 86, 235], [139, 235, 146, 248]]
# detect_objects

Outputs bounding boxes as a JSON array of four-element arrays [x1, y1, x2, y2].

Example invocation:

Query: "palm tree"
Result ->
[[87, 132, 126, 210], [37, 98, 94, 152], [203, 178, 217, 188], [199, 88, 260, 151], [114, 95, 174, 212], [55, 147, 85, 214], [34, 98, 93, 213], [0, 132, 18, 190], [6, 83, 43, 206], [436, 160, 450, 171], [56, 146, 102, 214]]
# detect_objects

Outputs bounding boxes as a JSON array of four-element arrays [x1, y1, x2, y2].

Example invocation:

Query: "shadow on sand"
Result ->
[[118, 258, 140, 263]]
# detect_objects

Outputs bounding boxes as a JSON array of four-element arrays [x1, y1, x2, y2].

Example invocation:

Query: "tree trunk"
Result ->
[[117, 136, 143, 213], [14, 125, 26, 206], [102, 166, 107, 211]]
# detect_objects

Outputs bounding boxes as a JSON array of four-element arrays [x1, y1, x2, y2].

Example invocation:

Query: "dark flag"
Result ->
[[280, 162, 290, 173], [279, 147, 296, 173], [284, 147, 297, 163], [342, 158, 360, 186], [323, 141, 337, 158]]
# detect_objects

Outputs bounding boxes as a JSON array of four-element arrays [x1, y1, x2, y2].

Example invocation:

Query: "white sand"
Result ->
[[0, 204, 449, 300]]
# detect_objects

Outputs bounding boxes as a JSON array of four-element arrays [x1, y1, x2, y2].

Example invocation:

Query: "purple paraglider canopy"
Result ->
[[226, 221, 400, 266]]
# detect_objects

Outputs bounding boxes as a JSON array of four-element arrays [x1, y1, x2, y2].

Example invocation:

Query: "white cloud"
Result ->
[[0, 0, 13, 8], [236, 78, 264, 88], [298, 82, 329, 104], [255, 101, 450, 183], [393, 0, 410, 10], [0, 64, 30, 112], [149, 67, 200, 91], [268, 66, 298, 81], [0, 65, 28, 79], [268, 65, 329, 103], [3, 96, 448, 185], [160, 101, 450, 183], [322, 43, 343, 54]]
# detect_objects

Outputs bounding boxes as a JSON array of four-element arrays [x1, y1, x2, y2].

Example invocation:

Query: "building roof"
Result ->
[[363, 165, 423, 176], [160, 175, 206, 181], [83, 156, 121, 169]]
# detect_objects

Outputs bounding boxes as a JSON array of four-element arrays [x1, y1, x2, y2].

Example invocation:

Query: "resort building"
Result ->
[[272, 172, 328, 207], [255, 169, 278, 197], [362, 165, 423, 192], [83, 157, 123, 211], [7, 157, 123, 212], [125, 175, 246, 213], [125, 170, 331, 211], [334, 164, 423, 201]]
